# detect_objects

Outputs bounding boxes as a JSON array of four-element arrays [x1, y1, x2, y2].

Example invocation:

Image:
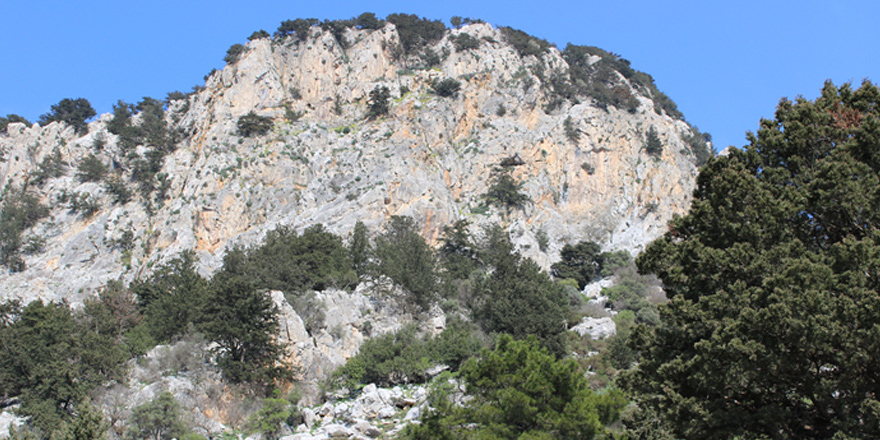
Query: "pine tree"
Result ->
[[623, 81, 880, 439]]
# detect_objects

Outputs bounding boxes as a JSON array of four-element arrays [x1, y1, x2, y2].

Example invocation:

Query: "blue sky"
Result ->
[[1, 0, 877, 150]]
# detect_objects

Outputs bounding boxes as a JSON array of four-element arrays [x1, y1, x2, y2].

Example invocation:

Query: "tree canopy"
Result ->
[[400, 335, 626, 440], [38, 98, 96, 134], [624, 81, 880, 439]]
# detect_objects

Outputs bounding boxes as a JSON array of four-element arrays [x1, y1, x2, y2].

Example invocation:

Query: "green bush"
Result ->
[[385, 13, 446, 53], [29, 147, 66, 186], [216, 224, 354, 294], [682, 125, 713, 166], [432, 78, 461, 98], [76, 153, 108, 182], [225, 43, 247, 64], [330, 318, 481, 389], [374, 216, 439, 312], [104, 175, 132, 204], [248, 29, 270, 40], [475, 231, 570, 356], [0, 299, 128, 432], [0, 186, 50, 270], [276, 18, 319, 41], [237, 111, 274, 137], [452, 33, 480, 51], [355, 12, 383, 30], [38, 98, 96, 134], [482, 167, 530, 211], [200, 275, 292, 386], [126, 392, 188, 440], [131, 251, 209, 343], [400, 335, 626, 439], [500, 26, 552, 57], [366, 86, 391, 119], [247, 397, 293, 440], [644, 126, 662, 156], [0, 114, 30, 133]]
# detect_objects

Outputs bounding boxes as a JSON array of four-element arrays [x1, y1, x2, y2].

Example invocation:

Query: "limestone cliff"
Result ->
[[0, 22, 703, 304]]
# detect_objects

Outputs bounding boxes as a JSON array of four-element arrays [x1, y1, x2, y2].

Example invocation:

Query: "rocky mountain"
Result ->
[[0, 21, 704, 306]]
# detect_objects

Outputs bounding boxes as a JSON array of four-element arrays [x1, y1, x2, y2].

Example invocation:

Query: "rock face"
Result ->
[[0, 22, 700, 306]]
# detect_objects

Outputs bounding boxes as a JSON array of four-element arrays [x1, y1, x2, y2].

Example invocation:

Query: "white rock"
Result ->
[[325, 423, 352, 438], [571, 317, 617, 339], [404, 405, 421, 420]]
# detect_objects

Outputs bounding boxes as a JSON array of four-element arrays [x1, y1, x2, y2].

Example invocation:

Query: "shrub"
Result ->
[[475, 229, 570, 356], [682, 125, 713, 166], [329, 319, 481, 389], [237, 111, 274, 137], [104, 175, 132, 205], [126, 392, 188, 440], [482, 167, 530, 211], [76, 153, 108, 182], [432, 78, 461, 98], [366, 86, 391, 119], [247, 398, 292, 440], [400, 335, 626, 439], [0, 114, 30, 133], [0, 187, 50, 270], [644, 126, 662, 156], [217, 224, 354, 294], [452, 33, 480, 51], [374, 216, 439, 312], [355, 12, 383, 30], [248, 29, 270, 40], [29, 147, 66, 186], [224, 43, 247, 64], [500, 26, 552, 57], [564, 116, 580, 143], [276, 18, 319, 41], [38, 98, 96, 134], [385, 13, 446, 53]]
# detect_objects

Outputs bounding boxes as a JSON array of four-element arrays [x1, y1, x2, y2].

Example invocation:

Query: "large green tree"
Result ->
[[200, 274, 291, 387], [624, 81, 880, 439]]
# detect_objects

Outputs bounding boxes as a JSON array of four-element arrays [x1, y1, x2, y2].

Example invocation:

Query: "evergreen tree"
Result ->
[[475, 226, 570, 355], [644, 126, 662, 156], [483, 167, 531, 212], [624, 81, 880, 439], [349, 220, 371, 279], [366, 86, 391, 119], [374, 216, 439, 312], [201, 275, 291, 386], [38, 98, 96, 134]]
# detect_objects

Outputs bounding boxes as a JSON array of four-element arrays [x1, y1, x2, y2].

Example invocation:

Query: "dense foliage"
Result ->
[[475, 226, 570, 356], [0, 299, 128, 432], [0, 114, 30, 133], [0, 186, 50, 271], [237, 111, 274, 137], [38, 98, 96, 134], [385, 13, 446, 53], [329, 319, 482, 388], [217, 224, 355, 294], [374, 216, 439, 311], [401, 335, 626, 440], [366, 86, 391, 119], [644, 126, 662, 156], [482, 167, 531, 212], [625, 81, 880, 439]]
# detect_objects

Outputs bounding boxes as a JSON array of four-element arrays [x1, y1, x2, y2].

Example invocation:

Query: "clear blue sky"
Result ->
[[1, 0, 877, 150]]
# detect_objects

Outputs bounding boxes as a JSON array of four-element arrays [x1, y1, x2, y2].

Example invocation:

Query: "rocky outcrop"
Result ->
[[0, 22, 700, 306]]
